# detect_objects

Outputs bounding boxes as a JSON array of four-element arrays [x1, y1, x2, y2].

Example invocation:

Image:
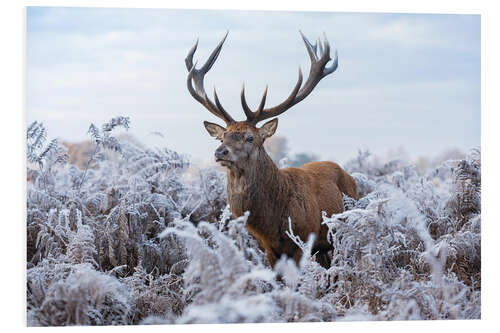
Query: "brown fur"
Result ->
[[207, 121, 358, 268], [189, 31, 355, 268]]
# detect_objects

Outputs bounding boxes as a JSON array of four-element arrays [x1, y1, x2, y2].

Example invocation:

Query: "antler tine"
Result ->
[[185, 32, 235, 125], [324, 48, 338, 76], [241, 84, 269, 122], [322, 32, 330, 60], [247, 31, 338, 124], [185, 38, 199, 71], [300, 30, 318, 62], [240, 83, 255, 121], [255, 86, 268, 116], [186, 62, 203, 104], [201, 31, 229, 73], [317, 37, 323, 58], [213, 86, 234, 122]]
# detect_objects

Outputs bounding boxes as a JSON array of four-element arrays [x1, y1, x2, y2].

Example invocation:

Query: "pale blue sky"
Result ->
[[26, 7, 480, 164]]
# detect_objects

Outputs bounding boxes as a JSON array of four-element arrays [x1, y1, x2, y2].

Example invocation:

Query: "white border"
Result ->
[[2, 0, 498, 332]]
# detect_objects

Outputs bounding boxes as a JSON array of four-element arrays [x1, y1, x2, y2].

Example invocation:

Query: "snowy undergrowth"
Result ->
[[26, 119, 480, 326]]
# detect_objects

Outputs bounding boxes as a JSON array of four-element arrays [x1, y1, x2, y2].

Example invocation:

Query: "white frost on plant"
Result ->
[[26, 119, 481, 325]]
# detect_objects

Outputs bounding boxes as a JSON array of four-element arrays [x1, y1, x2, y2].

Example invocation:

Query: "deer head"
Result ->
[[185, 31, 338, 173]]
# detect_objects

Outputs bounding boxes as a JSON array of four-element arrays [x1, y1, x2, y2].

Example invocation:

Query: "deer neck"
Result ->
[[226, 149, 284, 219]]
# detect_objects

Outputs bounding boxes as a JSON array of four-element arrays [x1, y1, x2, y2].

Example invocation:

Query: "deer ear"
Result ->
[[259, 118, 278, 140], [203, 121, 226, 140]]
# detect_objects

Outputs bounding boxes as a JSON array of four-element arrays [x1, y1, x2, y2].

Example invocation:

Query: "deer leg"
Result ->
[[317, 251, 331, 269], [266, 250, 279, 268], [292, 250, 303, 266], [291, 247, 331, 268], [254, 238, 279, 268]]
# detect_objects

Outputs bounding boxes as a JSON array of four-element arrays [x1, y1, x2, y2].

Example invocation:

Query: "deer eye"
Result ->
[[246, 136, 254, 143]]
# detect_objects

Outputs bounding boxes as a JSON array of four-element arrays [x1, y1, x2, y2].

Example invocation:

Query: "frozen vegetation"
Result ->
[[26, 118, 481, 326]]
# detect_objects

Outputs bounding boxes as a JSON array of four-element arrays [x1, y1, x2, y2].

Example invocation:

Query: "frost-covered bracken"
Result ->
[[26, 118, 480, 326]]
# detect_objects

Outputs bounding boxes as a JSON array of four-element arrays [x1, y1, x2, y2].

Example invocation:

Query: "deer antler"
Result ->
[[241, 31, 338, 125], [185, 31, 235, 125]]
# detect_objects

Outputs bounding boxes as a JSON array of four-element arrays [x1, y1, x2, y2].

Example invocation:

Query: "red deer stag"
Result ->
[[185, 31, 358, 268]]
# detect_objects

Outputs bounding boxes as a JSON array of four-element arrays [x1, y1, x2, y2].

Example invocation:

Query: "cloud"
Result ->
[[26, 7, 480, 163]]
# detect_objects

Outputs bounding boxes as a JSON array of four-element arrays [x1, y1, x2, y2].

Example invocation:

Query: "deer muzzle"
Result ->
[[215, 145, 230, 162]]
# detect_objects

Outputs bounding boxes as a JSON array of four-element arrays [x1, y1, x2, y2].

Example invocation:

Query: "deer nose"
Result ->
[[215, 146, 229, 160]]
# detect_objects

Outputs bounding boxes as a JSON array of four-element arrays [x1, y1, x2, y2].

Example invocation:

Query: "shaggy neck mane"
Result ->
[[226, 147, 286, 219]]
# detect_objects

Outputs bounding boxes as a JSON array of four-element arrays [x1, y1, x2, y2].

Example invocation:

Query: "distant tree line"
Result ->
[[264, 135, 319, 168]]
